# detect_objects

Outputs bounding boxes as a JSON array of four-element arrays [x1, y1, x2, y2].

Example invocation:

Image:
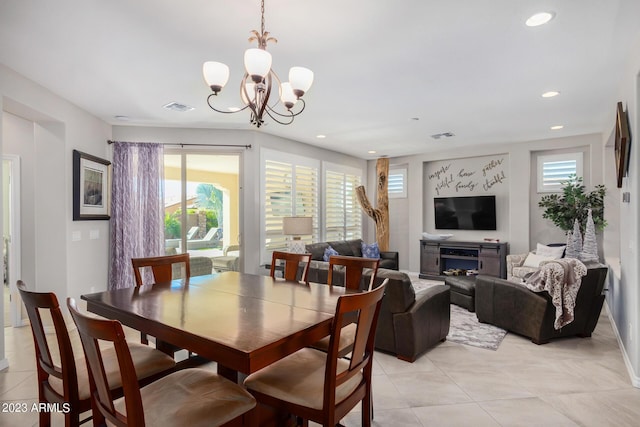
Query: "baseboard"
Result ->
[[605, 302, 640, 388]]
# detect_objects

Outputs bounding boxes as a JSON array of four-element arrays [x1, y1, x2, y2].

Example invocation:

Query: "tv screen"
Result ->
[[434, 196, 497, 230]]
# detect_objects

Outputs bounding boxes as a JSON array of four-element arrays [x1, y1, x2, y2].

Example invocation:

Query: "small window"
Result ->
[[537, 152, 583, 193], [388, 167, 407, 198]]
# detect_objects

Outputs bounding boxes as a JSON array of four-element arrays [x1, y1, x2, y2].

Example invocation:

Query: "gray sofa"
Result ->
[[305, 239, 399, 270], [303, 240, 450, 362]]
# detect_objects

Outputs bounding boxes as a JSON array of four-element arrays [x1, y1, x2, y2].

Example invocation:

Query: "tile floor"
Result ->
[[1, 308, 639, 426]]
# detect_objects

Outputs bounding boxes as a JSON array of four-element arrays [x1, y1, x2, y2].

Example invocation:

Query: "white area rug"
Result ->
[[404, 271, 507, 350]]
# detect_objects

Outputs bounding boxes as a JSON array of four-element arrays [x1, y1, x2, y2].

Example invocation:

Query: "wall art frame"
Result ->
[[615, 101, 631, 188], [73, 150, 111, 220]]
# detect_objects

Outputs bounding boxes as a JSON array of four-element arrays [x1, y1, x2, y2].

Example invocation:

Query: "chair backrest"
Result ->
[[270, 251, 312, 283], [131, 253, 191, 286], [17, 281, 81, 405], [327, 255, 380, 291], [67, 297, 144, 427], [323, 284, 385, 415]]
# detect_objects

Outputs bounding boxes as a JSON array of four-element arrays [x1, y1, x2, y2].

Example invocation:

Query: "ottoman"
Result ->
[[444, 275, 476, 312]]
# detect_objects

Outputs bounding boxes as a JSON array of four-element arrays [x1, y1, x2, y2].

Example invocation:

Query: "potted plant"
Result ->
[[538, 175, 606, 234]]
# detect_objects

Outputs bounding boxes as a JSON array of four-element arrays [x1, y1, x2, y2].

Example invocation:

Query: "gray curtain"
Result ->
[[108, 142, 164, 290]]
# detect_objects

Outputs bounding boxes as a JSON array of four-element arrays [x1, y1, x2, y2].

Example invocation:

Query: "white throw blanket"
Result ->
[[524, 258, 587, 329]]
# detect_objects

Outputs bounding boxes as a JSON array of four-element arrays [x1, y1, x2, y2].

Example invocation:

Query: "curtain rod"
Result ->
[[107, 140, 251, 149]]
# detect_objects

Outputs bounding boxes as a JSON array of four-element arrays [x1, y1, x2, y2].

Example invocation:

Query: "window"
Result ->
[[262, 150, 319, 254], [388, 167, 407, 198], [324, 164, 363, 241], [537, 152, 583, 193]]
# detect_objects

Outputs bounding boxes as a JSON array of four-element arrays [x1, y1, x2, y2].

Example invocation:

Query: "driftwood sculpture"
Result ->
[[356, 157, 389, 251]]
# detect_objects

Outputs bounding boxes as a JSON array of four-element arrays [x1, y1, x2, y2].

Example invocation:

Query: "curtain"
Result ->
[[108, 142, 164, 290]]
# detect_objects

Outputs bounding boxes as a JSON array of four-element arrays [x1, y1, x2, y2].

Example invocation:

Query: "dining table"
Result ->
[[81, 271, 349, 383]]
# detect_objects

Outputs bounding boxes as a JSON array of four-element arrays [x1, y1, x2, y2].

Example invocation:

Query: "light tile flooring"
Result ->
[[1, 308, 639, 426]]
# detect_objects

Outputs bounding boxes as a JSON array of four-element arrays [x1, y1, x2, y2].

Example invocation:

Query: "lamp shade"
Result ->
[[289, 66, 314, 97], [279, 82, 298, 109], [244, 48, 272, 83], [282, 216, 312, 236], [203, 61, 230, 93]]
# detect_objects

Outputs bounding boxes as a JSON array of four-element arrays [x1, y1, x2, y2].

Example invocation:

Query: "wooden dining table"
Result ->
[[81, 271, 348, 382]]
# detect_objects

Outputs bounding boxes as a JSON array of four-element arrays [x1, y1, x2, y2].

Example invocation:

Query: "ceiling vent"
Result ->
[[163, 102, 195, 112], [431, 132, 455, 140]]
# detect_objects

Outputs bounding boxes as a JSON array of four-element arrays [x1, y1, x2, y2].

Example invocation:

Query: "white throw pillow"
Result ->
[[536, 243, 565, 259], [523, 252, 555, 268]]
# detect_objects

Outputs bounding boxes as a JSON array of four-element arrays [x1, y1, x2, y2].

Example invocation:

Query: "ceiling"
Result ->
[[1, 0, 639, 159]]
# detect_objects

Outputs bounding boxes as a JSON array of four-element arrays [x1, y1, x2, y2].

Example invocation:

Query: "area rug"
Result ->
[[404, 271, 508, 351]]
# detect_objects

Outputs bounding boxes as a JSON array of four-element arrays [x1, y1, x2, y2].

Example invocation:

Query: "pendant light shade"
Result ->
[[203, 62, 230, 93], [289, 67, 314, 97], [244, 48, 272, 83], [280, 82, 298, 109]]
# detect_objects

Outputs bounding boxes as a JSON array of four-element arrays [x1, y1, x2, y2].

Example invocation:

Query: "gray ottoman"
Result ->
[[444, 275, 476, 312]]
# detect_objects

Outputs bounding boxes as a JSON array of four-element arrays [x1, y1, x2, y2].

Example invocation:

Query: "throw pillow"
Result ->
[[536, 243, 565, 259], [323, 245, 339, 262], [523, 252, 555, 268], [361, 241, 380, 259]]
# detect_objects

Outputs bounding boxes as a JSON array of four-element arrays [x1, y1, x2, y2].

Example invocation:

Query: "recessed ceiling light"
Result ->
[[550, 125, 564, 130], [114, 115, 130, 121], [228, 107, 241, 112], [316, 134, 326, 139], [542, 91, 560, 98], [526, 12, 555, 27], [368, 150, 377, 154]]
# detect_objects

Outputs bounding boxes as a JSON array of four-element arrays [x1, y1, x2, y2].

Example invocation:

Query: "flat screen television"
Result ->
[[434, 195, 497, 230]]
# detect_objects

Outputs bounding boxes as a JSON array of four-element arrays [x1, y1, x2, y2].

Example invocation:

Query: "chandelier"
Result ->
[[202, 0, 313, 128]]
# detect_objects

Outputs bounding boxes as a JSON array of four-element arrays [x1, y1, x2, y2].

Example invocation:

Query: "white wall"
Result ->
[[605, 26, 640, 386], [374, 133, 604, 272], [1, 64, 111, 367]]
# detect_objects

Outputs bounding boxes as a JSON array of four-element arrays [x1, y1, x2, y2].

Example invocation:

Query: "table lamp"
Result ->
[[282, 216, 312, 253]]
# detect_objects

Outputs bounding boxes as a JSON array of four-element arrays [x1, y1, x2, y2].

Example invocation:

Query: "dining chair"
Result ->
[[67, 298, 256, 427], [270, 251, 312, 284], [327, 255, 380, 291], [17, 281, 176, 427], [131, 253, 191, 350], [313, 255, 381, 358], [243, 283, 386, 427]]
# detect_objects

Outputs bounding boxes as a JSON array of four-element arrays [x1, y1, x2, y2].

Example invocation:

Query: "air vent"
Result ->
[[431, 132, 455, 140], [163, 102, 195, 112]]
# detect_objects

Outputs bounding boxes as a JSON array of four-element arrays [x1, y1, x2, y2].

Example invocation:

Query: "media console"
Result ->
[[419, 240, 508, 279]]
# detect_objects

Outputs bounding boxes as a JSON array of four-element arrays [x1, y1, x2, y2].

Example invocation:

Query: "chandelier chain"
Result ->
[[261, 0, 265, 37]]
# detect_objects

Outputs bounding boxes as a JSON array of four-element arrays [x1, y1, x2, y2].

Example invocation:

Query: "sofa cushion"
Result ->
[[523, 252, 555, 268], [536, 243, 566, 258], [327, 239, 363, 257], [322, 246, 340, 262], [306, 242, 330, 261], [361, 241, 380, 259], [512, 266, 539, 280]]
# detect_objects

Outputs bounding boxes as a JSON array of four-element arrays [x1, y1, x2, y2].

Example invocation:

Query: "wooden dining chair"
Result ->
[[313, 255, 382, 358], [17, 281, 176, 427], [327, 255, 380, 291], [131, 253, 191, 349], [131, 253, 191, 287], [270, 251, 312, 284], [244, 283, 386, 427], [67, 298, 256, 427]]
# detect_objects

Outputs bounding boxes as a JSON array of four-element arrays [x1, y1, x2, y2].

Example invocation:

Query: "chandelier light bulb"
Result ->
[[289, 67, 314, 97], [203, 62, 230, 94], [280, 82, 298, 109], [244, 48, 272, 83]]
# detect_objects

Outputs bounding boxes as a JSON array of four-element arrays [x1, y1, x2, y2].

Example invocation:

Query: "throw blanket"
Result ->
[[524, 258, 587, 329]]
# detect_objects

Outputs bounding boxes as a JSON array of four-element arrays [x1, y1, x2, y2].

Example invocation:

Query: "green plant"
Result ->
[[164, 212, 181, 239], [538, 175, 606, 234]]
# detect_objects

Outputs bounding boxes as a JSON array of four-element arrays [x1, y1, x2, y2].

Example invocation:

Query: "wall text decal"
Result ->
[[426, 155, 507, 196]]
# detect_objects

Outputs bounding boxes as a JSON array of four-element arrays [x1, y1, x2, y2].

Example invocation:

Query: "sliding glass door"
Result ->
[[164, 151, 241, 271]]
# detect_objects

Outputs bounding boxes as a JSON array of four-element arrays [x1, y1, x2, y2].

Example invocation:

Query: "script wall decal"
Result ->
[[426, 155, 508, 196]]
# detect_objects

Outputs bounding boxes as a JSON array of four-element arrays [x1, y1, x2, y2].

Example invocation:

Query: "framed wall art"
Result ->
[[615, 101, 631, 188], [73, 150, 111, 220]]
